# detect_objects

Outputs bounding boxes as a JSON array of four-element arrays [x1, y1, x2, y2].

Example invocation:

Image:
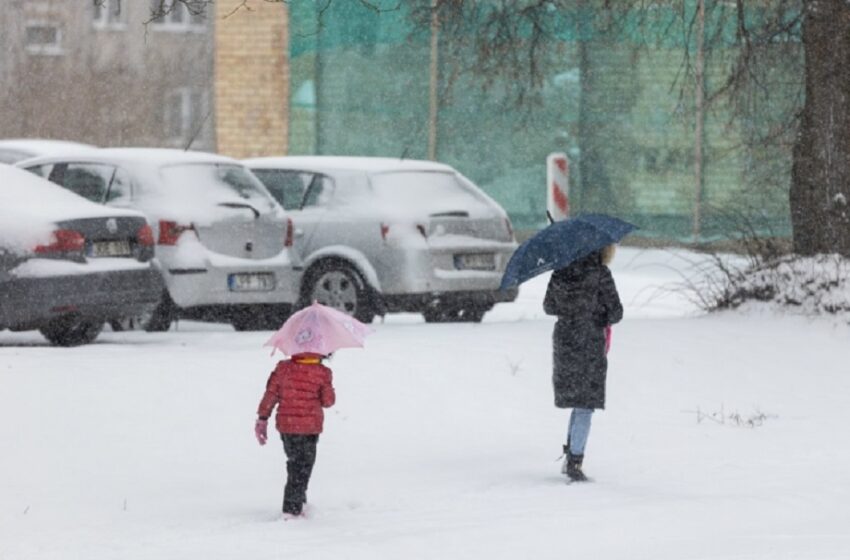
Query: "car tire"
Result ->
[[39, 317, 104, 346], [231, 305, 292, 332], [423, 305, 487, 323], [110, 292, 175, 332], [304, 262, 375, 324], [109, 310, 154, 332]]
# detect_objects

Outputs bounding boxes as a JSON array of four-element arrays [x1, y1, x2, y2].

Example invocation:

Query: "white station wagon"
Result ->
[[245, 156, 518, 323], [19, 149, 300, 331]]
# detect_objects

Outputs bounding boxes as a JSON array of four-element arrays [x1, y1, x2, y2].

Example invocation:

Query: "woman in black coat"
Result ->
[[543, 244, 623, 481]]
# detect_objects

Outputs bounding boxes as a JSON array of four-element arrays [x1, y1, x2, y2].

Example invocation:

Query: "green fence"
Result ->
[[287, 1, 799, 241]]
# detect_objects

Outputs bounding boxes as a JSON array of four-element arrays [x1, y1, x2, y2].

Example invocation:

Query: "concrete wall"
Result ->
[[0, 0, 215, 151]]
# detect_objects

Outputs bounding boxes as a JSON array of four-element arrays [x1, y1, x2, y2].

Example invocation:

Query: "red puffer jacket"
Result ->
[[257, 357, 335, 435]]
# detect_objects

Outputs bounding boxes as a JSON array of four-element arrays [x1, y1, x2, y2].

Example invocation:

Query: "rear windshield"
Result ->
[[159, 164, 275, 206], [369, 171, 486, 212]]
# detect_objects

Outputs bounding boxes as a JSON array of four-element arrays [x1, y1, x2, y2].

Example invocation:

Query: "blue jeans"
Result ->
[[567, 408, 594, 456]]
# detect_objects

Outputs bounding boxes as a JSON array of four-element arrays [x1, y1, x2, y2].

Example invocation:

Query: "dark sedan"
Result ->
[[0, 164, 163, 345]]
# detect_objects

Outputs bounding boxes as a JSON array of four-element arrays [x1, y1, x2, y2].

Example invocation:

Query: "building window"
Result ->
[[149, 0, 205, 31], [164, 87, 208, 145], [93, 0, 126, 28], [24, 22, 63, 55]]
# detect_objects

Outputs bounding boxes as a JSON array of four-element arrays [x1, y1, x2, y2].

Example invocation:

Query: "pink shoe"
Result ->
[[282, 504, 310, 520]]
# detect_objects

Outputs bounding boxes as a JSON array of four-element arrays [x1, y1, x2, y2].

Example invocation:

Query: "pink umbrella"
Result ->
[[264, 302, 373, 357]]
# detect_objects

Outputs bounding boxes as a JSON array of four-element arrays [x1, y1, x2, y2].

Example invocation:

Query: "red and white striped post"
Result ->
[[546, 152, 570, 222]]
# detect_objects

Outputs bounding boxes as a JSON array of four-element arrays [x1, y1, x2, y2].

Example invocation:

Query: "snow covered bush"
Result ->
[[708, 253, 850, 316]]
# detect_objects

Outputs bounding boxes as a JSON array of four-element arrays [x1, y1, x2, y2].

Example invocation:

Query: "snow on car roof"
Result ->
[[0, 164, 142, 221], [96, 148, 241, 166], [0, 139, 97, 153], [244, 156, 455, 174], [13, 148, 283, 226], [0, 164, 143, 252], [17, 148, 243, 170], [0, 139, 97, 163]]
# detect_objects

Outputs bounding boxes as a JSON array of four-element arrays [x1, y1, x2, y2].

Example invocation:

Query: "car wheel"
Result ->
[[110, 292, 175, 332], [231, 305, 292, 332], [458, 306, 487, 323], [109, 310, 154, 332], [39, 317, 104, 346], [423, 305, 487, 323], [304, 262, 375, 324]]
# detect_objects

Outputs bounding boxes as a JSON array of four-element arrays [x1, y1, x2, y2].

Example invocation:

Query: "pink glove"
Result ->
[[254, 419, 268, 446], [604, 325, 612, 354]]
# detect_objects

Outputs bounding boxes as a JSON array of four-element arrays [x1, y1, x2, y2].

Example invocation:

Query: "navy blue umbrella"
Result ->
[[499, 213, 638, 290]]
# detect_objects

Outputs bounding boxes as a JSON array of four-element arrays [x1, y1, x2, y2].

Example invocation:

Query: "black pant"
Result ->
[[281, 433, 319, 515]]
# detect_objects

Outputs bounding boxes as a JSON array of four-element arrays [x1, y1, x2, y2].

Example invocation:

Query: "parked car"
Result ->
[[0, 164, 163, 345], [18, 149, 301, 331], [0, 139, 96, 164], [245, 156, 519, 323]]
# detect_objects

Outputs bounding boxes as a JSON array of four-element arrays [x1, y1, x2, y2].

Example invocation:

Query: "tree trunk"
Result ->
[[790, 0, 850, 256]]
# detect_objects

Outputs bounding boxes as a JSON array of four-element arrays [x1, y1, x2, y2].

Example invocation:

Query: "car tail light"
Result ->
[[158, 220, 195, 245], [137, 224, 155, 247], [35, 229, 86, 255], [380, 223, 428, 241], [284, 218, 294, 247]]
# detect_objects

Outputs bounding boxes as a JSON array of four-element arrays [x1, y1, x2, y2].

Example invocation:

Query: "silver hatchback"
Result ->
[[246, 156, 518, 323], [19, 149, 300, 331]]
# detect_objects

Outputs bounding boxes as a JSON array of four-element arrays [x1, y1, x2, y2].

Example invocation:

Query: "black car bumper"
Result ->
[[0, 266, 164, 331], [381, 287, 519, 313]]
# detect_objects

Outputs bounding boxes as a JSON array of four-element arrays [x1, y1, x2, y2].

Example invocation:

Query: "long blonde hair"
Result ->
[[601, 244, 616, 266]]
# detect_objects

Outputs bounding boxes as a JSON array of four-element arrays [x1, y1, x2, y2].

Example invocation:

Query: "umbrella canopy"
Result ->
[[499, 213, 638, 290], [264, 302, 374, 357]]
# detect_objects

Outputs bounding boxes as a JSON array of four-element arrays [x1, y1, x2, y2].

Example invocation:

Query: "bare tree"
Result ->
[[407, 0, 646, 214], [90, 0, 850, 256], [93, 0, 214, 24], [416, 1, 849, 256], [790, 0, 850, 256]]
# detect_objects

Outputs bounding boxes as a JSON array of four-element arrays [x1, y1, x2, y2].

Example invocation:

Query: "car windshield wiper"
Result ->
[[218, 202, 260, 218], [429, 211, 470, 218]]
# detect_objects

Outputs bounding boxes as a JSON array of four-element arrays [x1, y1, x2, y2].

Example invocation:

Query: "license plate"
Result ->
[[228, 272, 275, 292], [90, 240, 131, 257], [454, 253, 496, 271]]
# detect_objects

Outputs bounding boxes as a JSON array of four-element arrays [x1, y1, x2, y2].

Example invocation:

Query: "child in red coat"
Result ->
[[255, 352, 335, 516]]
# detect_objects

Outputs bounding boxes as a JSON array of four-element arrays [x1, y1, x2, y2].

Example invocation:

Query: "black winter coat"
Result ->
[[543, 253, 623, 409]]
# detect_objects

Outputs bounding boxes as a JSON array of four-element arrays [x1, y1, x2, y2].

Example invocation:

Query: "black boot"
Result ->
[[282, 500, 303, 516], [566, 452, 588, 482]]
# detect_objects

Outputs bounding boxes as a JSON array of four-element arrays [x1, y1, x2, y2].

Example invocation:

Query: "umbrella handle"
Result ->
[[546, 210, 555, 224]]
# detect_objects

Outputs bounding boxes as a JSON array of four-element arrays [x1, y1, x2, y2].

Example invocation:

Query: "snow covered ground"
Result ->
[[1, 248, 848, 559]]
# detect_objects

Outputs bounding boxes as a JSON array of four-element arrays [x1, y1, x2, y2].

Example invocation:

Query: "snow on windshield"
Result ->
[[149, 163, 280, 224], [0, 163, 132, 221], [369, 171, 493, 218], [0, 164, 120, 253], [160, 164, 274, 203]]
